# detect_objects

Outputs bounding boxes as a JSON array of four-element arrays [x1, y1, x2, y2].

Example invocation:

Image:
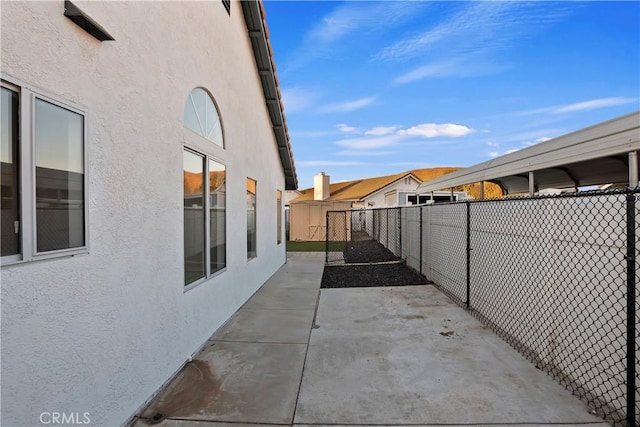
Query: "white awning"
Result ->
[[417, 111, 640, 195]]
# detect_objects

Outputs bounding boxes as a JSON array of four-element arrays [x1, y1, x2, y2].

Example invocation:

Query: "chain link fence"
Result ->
[[326, 188, 639, 426], [326, 208, 401, 264]]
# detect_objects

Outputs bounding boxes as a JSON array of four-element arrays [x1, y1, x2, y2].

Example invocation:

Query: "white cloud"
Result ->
[[336, 150, 396, 157], [397, 123, 474, 138], [487, 134, 553, 159], [281, 87, 317, 114], [285, 2, 429, 71], [336, 123, 360, 134], [332, 121, 474, 152], [365, 126, 397, 136], [554, 97, 637, 113], [335, 135, 403, 150], [489, 148, 520, 158], [377, 2, 568, 62], [394, 60, 461, 84], [487, 129, 561, 145], [297, 160, 366, 167], [390, 162, 427, 167], [335, 123, 474, 156], [516, 97, 637, 116], [290, 130, 331, 138], [487, 141, 500, 147], [394, 60, 506, 84], [308, 2, 428, 46], [318, 97, 375, 113], [379, 2, 570, 84]]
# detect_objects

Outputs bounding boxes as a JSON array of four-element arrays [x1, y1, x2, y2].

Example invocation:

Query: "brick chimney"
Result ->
[[314, 172, 330, 201]]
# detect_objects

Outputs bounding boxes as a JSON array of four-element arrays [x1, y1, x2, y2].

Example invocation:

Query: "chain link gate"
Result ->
[[325, 188, 639, 426], [326, 208, 402, 265]]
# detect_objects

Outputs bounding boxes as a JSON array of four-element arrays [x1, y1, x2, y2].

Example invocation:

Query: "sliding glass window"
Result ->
[[1, 86, 20, 257], [34, 99, 85, 252], [183, 150, 226, 286], [1, 79, 88, 265], [209, 159, 226, 275], [276, 190, 282, 244], [183, 150, 206, 285], [247, 178, 257, 259]]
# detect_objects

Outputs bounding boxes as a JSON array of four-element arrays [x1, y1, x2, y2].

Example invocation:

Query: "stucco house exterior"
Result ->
[[1, 1, 296, 425], [288, 170, 468, 242]]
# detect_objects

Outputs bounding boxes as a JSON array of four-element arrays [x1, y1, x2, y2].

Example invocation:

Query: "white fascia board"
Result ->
[[417, 111, 640, 193]]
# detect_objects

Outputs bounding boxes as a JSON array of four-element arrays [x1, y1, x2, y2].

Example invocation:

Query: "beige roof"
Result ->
[[290, 168, 463, 203]]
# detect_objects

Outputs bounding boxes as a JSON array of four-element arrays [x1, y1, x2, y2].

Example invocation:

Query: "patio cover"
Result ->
[[416, 111, 640, 195]]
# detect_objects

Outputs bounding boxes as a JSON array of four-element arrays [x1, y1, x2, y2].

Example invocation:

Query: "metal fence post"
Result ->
[[419, 206, 423, 275], [466, 201, 471, 310], [373, 210, 376, 240], [625, 192, 636, 427], [386, 208, 389, 246], [344, 211, 348, 245], [398, 208, 402, 258], [325, 211, 329, 264]]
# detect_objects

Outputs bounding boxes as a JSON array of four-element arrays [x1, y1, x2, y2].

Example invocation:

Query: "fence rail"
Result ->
[[326, 188, 639, 426]]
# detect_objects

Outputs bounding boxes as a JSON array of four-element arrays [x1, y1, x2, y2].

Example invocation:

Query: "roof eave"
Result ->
[[241, 0, 298, 190]]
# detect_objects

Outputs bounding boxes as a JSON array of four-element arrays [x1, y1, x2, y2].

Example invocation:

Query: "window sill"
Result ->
[[1, 248, 89, 268], [183, 267, 227, 293]]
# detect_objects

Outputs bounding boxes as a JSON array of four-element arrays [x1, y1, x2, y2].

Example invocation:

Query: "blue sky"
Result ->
[[263, 1, 640, 189]]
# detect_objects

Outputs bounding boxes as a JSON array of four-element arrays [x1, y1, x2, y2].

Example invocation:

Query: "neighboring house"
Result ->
[[289, 170, 468, 241], [1, 1, 296, 426]]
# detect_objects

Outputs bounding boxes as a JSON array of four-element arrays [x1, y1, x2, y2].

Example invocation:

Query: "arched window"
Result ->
[[184, 88, 223, 147]]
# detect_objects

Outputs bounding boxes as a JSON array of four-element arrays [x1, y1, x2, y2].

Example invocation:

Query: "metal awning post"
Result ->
[[629, 151, 638, 187], [450, 188, 454, 201], [528, 171, 535, 196], [625, 192, 636, 426], [479, 181, 485, 199]]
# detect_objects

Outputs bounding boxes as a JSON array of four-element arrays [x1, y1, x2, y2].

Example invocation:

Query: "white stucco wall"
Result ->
[[1, 2, 287, 425]]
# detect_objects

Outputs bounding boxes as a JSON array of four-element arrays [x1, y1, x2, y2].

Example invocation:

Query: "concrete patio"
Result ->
[[132, 252, 608, 427]]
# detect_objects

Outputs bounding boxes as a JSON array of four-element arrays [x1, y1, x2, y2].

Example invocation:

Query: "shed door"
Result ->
[[309, 204, 323, 240]]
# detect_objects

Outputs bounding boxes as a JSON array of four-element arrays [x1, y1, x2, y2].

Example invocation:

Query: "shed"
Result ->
[[289, 201, 353, 241]]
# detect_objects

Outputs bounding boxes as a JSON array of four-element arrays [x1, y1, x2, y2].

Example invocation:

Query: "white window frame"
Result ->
[[276, 189, 282, 245], [182, 147, 227, 292], [384, 190, 397, 207], [1, 75, 90, 266], [406, 193, 430, 205], [184, 87, 225, 149], [182, 87, 227, 291], [246, 177, 257, 261]]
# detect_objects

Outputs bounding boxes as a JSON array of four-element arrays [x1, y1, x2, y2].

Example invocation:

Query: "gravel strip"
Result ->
[[321, 263, 431, 288], [343, 239, 400, 264]]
